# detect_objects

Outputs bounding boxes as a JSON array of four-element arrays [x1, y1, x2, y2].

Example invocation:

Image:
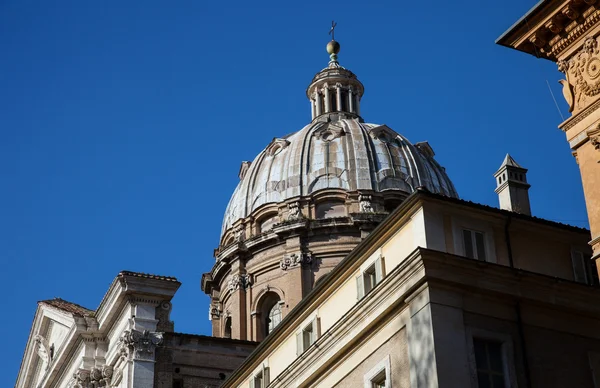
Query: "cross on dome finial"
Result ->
[[329, 21, 337, 41], [327, 21, 341, 65]]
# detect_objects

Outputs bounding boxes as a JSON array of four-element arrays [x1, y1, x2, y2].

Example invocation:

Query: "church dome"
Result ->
[[222, 120, 457, 236], [219, 37, 457, 240]]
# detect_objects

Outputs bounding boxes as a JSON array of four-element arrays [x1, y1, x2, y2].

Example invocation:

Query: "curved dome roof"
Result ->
[[222, 119, 457, 235]]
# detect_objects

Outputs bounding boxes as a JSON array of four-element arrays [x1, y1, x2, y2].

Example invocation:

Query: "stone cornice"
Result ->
[[497, 0, 600, 61]]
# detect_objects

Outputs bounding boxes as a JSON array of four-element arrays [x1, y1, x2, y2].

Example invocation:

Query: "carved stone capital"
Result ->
[[119, 329, 163, 361], [70, 365, 113, 388], [208, 303, 221, 321], [280, 252, 313, 270], [71, 369, 90, 388], [228, 274, 252, 291]]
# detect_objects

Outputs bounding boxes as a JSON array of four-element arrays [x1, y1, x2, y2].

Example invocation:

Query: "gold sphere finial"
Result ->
[[327, 40, 341, 55], [327, 21, 340, 63]]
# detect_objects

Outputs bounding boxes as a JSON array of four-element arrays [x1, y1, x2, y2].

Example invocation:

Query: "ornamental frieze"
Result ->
[[558, 36, 600, 113]]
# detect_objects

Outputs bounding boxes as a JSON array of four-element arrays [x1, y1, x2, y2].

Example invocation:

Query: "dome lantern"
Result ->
[[307, 23, 364, 122]]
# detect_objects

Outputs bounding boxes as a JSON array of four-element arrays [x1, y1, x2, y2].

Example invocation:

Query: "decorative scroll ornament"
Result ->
[[559, 36, 600, 112], [280, 252, 313, 270], [209, 303, 221, 320], [287, 201, 301, 220], [72, 370, 90, 388], [359, 195, 374, 213], [228, 274, 252, 291], [119, 329, 163, 361]]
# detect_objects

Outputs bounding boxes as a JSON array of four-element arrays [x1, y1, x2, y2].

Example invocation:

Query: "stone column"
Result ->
[[316, 92, 323, 116], [311, 97, 316, 119], [227, 259, 252, 340], [323, 84, 331, 113], [336, 83, 342, 112], [119, 329, 163, 388], [354, 94, 360, 116], [348, 88, 354, 113]]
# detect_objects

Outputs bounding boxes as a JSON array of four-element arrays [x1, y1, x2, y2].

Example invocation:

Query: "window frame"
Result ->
[[363, 355, 391, 388], [452, 216, 497, 263], [296, 316, 321, 356], [357, 254, 385, 300], [465, 328, 517, 388], [462, 228, 487, 261], [571, 249, 598, 285], [249, 363, 270, 388]]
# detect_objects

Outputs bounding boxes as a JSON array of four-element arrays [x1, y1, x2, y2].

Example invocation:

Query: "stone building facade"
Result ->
[[15, 11, 600, 388], [15, 272, 256, 388], [497, 0, 600, 277]]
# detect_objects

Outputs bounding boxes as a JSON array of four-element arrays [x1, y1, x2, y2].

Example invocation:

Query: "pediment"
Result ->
[[368, 125, 398, 142], [17, 301, 81, 388], [313, 123, 345, 142]]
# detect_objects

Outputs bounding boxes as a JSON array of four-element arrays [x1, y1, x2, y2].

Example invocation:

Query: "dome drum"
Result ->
[[216, 188, 399, 261]]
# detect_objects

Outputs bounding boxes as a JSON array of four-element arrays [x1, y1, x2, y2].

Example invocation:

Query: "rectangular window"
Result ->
[[296, 318, 321, 355], [363, 355, 391, 388], [371, 371, 386, 388], [473, 338, 506, 388], [357, 255, 385, 300], [302, 321, 313, 351], [463, 229, 486, 261], [249, 366, 270, 388], [572, 250, 598, 285]]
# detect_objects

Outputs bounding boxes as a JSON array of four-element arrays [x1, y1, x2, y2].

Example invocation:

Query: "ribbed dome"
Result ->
[[222, 119, 457, 235]]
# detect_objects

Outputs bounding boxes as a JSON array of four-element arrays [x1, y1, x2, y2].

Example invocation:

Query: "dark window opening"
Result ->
[[474, 339, 506, 388], [224, 317, 232, 339]]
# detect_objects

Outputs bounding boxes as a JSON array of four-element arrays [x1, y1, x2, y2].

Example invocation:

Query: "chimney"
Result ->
[[494, 154, 531, 215]]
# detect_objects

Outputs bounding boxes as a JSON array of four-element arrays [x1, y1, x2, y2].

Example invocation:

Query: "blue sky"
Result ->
[[0, 0, 589, 384]]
